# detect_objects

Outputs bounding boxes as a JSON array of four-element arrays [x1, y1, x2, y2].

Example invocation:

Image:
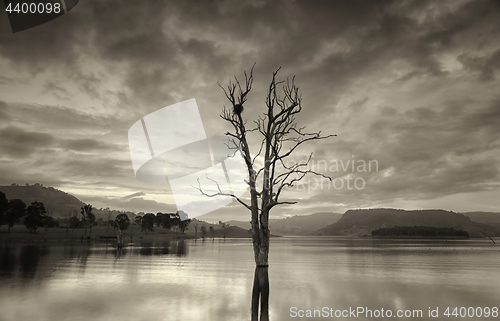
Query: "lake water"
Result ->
[[0, 237, 499, 321]]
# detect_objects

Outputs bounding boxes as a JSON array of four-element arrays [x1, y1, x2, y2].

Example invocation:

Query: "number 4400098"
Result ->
[[5, 2, 61, 14], [444, 307, 498, 318]]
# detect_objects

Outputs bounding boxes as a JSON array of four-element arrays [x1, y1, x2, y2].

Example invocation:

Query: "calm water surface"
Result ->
[[0, 237, 499, 321]]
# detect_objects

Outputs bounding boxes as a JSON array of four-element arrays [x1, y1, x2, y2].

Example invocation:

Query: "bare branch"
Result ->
[[277, 133, 337, 161], [193, 178, 252, 211]]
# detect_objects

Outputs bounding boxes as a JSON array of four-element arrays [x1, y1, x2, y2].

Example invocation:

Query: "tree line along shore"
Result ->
[[0, 191, 250, 243]]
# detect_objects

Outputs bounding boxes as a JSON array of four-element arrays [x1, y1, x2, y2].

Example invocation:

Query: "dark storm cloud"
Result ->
[[0, 101, 10, 120], [362, 98, 500, 199], [60, 138, 119, 152], [43, 81, 71, 100], [2, 0, 498, 111], [294, 0, 500, 89], [458, 49, 500, 81], [0, 126, 54, 157], [87, 1, 175, 63], [0, 75, 27, 86], [1, 1, 229, 110], [3, 102, 122, 132], [58, 157, 131, 179], [0, 1, 497, 79], [0, 163, 66, 187], [366, 158, 499, 202], [0, 1, 390, 109], [370, 98, 500, 161], [69, 71, 103, 100]]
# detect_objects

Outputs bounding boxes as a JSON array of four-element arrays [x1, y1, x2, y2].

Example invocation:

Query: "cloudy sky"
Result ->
[[0, 0, 499, 221]]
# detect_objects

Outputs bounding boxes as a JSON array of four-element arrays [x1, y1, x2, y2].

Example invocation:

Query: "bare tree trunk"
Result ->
[[249, 169, 268, 265], [106, 212, 111, 236], [257, 209, 270, 266], [251, 194, 270, 266]]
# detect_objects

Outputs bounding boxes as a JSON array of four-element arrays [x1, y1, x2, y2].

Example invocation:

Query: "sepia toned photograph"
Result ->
[[0, 1, 499, 320]]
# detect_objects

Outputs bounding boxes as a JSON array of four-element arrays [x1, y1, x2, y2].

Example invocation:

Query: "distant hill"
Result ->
[[372, 226, 469, 238], [0, 184, 85, 218], [462, 212, 500, 227], [225, 220, 251, 230], [268, 212, 343, 235], [226, 212, 343, 236], [317, 209, 500, 238]]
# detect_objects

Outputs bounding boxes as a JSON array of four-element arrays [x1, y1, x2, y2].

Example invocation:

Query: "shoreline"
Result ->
[[0, 224, 263, 244], [0, 225, 196, 244]]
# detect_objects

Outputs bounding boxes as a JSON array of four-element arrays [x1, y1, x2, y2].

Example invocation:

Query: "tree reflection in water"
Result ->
[[251, 266, 269, 321], [0, 245, 16, 277], [126, 240, 188, 257], [19, 244, 49, 278]]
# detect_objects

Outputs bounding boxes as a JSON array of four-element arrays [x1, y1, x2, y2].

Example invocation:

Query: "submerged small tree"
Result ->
[[115, 213, 130, 231], [80, 204, 95, 236], [141, 213, 155, 233], [209, 226, 214, 240], [5, 199, 26, 233], [115, 213, 130, 248], [193, 219, 199, 238], [69, 216, 81, 231], [178, 218, 190, 234], [198, 65, 334, 266], [200, 225, 207, 239], [43, 215, 58, 234], [24, 201, 46, 233], [0, 192, 8, 227]]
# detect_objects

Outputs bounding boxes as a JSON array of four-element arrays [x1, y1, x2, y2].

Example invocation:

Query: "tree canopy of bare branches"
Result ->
[[198, 65, 335, 266]]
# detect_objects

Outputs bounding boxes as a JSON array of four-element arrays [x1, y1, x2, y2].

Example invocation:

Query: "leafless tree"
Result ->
[[209, 225, 215, 241], [200, 225, 207, 240], [193, 219, 199, 239], [66, 211, 71, 233], [106, 211, 111, 236], [197, 65, 335, 266]]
